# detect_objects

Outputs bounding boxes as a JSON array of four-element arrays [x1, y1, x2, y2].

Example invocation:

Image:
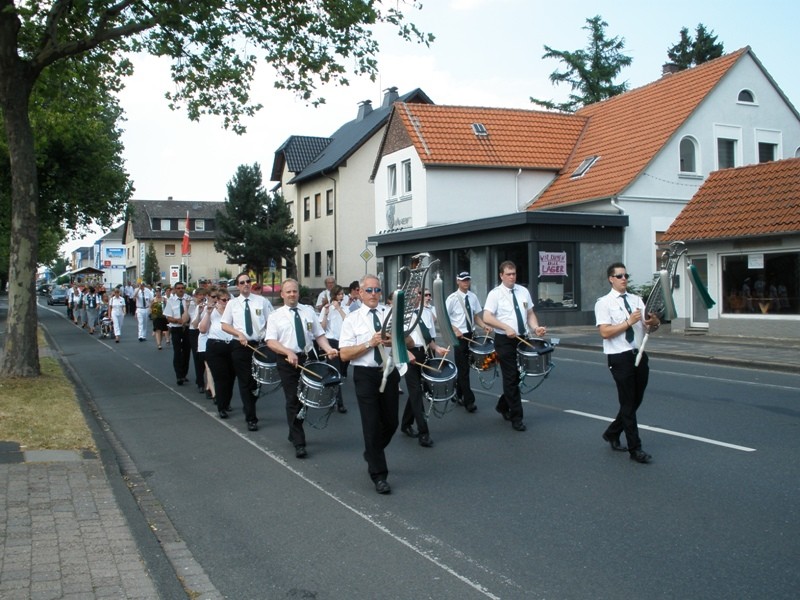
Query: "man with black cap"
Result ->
[[445, 271, 489, 413]]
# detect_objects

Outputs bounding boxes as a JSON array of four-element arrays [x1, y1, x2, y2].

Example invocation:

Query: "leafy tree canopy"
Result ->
[[0, 0, 431, 377], [667, 24, 724, 70], [215, 163, 299, 283], [531, 15, 632, 113]]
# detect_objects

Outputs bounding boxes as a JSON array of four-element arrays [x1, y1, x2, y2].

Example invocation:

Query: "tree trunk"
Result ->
[[0, 56, 41, 377]]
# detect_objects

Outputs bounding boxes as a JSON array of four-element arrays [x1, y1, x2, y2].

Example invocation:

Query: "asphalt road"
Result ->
[[39, 301, 800, 599]]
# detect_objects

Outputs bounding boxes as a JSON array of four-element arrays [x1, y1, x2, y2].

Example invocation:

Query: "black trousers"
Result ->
[[494, 334, 523, 424], [205, 340, 236, 411], [230, 343, 259, 424], [605, 350, 650, 452], [276, 358, 306, 448], [353, 366, 400, 482], [402, 347, 429, 435], [453, 335, 476, 408], [170, 327, 192, 380], [326, 339, 345, 407]]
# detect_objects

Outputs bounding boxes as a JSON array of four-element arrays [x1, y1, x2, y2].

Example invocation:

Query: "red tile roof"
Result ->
[[394, 103, 586, 169], [532, 48, 750, 209], [664, 157, 800, 241]]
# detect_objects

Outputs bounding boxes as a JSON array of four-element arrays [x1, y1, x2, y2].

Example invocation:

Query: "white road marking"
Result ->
[[563, 409, 757, 452]]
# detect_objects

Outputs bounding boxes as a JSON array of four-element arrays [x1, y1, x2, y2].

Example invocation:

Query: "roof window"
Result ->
[[471, 123, 488, 137], [570, 155, 599, 178], [737, 89, 755, 103]]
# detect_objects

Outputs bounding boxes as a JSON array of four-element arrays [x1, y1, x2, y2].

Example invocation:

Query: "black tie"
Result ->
[[244, 298, 253, 336], [419, 319, 433, 345], [621, 294, 635, 343], [292, 307, 305, 351], [178, 298, 184, 317], [141, 292, 146, 308], [370, 309, 383, 365], [464, 294, 473, 335], [511, 289, 526, 335]]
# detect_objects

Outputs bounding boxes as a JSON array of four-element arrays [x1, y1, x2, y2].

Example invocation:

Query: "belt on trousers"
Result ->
[[354, 365, 384, 370], [208, 339, 234, 344], [613, 349, 639, 356]]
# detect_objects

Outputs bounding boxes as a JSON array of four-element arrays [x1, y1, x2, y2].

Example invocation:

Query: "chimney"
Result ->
[[357, 100, 373, 121], [662, 63, 680, 76], [381, 86, 399, 108]]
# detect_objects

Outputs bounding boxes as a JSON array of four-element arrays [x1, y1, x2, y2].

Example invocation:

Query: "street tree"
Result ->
[[144, 243, 161, 286], [0, 1, 432, 377], [531, 15, 632, 113], [667, 24, 724, 70], [215, 164, 299, 283]]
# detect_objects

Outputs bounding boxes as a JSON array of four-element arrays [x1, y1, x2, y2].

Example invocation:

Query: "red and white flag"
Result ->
[[181, 211, 190, 256]]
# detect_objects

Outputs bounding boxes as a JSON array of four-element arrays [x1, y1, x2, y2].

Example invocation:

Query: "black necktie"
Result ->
[[178, 298, 184, 316], [370, 309, 383, 365], [511, 289, 525, 335], [419, 319, 433, 345], [292, 307, 305, 350], [621, 294, 635, 343], [141, 292, 146, 308], [244, 298, 253, 336], [464, 294, 473, 335]]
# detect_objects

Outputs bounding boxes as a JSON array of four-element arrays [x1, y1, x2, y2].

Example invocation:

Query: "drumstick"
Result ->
[[516, 336, 536, 349], [466, 337, 488, 346], [247, 343, 272, 361], [417, 362, 443, 372], [438, 345, 450, 369], [287, 359, 323, 379]]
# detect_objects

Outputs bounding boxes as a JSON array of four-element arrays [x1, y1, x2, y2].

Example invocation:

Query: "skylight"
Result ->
[[571, 155, 599, 178], [472, 123, 488, 137]]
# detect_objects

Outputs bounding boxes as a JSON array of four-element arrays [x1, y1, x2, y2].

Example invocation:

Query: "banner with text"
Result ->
[[539, 251, 568, 277]]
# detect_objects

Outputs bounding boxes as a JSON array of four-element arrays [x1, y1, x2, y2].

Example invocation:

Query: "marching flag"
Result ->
[[181, 211, 190, 256]]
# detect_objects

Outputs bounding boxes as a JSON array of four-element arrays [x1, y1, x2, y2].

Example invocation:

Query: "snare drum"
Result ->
[[516, 338, 554, 377], [251, 345, 280, 385], [421, 359, 457, 402], [468, 336, 497, 372], [297, 362, 341, 409]]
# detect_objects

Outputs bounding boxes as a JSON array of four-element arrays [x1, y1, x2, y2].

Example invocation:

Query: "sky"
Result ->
[[62, 0, 800, 253]]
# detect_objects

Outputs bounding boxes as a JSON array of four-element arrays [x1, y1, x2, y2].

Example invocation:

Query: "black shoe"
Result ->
[[495, 404, 511, 421], [218, 410, 228, 419], [401, 425, 418, 438], [205, 390, 213, 399], [375, 479, 391, 494], [247, 421, 258, 432], [139, 338, 145, 342], [418, 433, 434, 448], [176, 379, 184, 386], [602, 432, 627, 452], [465, 403, 477, 413], [630, 449, 652, 464], [295, 446, 307, 459], [337, 405, 348, 414], [511, 420, 527, 432]]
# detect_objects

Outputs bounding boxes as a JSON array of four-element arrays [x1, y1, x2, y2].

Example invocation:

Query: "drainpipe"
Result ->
[[514, 168, 522, 212], [610, 198, 626, 264]]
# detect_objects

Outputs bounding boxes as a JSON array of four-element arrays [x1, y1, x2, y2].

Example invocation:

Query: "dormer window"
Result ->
[[571, 155, 599, 178], [737, 89, 756, 103]]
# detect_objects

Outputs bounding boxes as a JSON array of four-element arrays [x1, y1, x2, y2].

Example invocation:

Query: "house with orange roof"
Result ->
[[370, 48, 800, 327], [663, 157, 800, 339]]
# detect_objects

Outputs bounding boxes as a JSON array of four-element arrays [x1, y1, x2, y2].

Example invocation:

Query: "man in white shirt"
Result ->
[[339, 274, 402, 495], [595, 262, 659, 464], [482, 261, 546, 433], [266, 279, 337, 459], [133, 281, 154, 341], [315, 276, 336, 312], [221, 272, 274, 431], [445, 271, 490, 413], [164, 281, 192, 386]]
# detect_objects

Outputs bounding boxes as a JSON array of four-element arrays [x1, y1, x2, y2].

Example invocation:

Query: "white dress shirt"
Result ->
[[595, 289, 646, 354], [483, 284, 534, 336], [446, 290, 483, 332], [339, 304, 393, 367], [221, 293, 274, 342], [265, 304, 324, 354], [164, 294, 191, 328]]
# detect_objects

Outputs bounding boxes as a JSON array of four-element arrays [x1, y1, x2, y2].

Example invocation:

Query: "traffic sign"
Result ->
[[360, 248, 374, 262]]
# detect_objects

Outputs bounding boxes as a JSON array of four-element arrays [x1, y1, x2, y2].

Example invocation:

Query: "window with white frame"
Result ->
[[165, 244, 176, 256], [326, 189, 333, 215], [737, 89, 756, 103], [401, 160, 412, 194], [195, 219, 205, 232], [679, 137, 698, 174], [755, 129, 781, 164], [714, 125, 742, 170], [387, 164, 397, 198]]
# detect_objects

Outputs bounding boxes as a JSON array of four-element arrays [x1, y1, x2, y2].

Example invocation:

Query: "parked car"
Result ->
[[47, 287, 68, 305], [37, 283, 52, 295]]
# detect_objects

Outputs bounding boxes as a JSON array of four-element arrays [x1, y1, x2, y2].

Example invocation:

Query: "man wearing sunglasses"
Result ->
[[339, 274, 405, 495], [221, 272, 274, 431], [595, 263, 660, 464]]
